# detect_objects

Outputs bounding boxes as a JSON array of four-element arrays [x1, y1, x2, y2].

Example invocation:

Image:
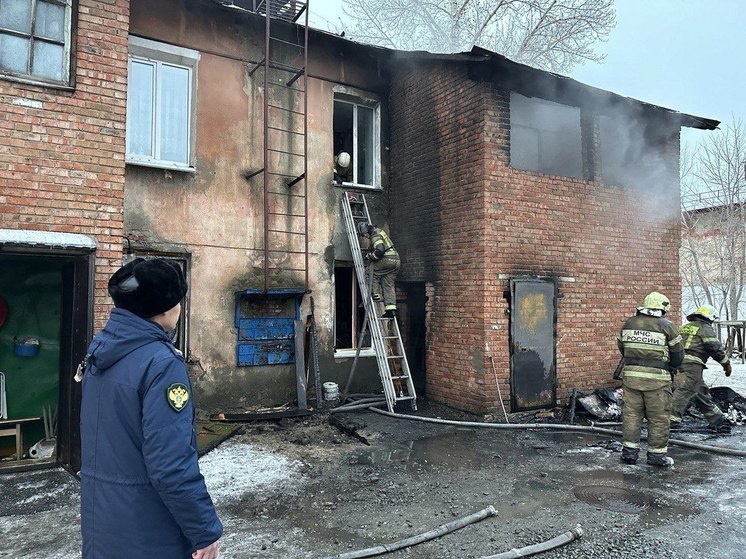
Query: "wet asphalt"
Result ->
[[1, 408, 745, 559]]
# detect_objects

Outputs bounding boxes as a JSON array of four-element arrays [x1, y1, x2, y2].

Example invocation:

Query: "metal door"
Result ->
[[509, 278, 556, 410]]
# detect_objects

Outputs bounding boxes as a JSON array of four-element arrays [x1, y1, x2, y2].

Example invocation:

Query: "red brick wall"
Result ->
[[390, 63, 492, 413], [0, 0, 129, 329], [390, 64, 682, 414]]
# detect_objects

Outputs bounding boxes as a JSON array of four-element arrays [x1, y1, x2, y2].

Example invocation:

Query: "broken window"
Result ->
[[334, 263, 371, 352], [333, 93, 380, 188], [510, 92, 583, 179], [599, 115, 667, 189], [0, 0, 73, 85], [126, 37, 198, 171]]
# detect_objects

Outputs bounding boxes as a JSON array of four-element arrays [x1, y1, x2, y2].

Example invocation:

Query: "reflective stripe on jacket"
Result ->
[[680, 318, 729, 367], [370, 228, 398, 260], [617, 313, 684, 387]]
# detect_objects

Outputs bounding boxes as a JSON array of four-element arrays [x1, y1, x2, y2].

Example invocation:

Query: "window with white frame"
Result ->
[[0, 0, 73, 85], [334, 263, 373, 356], [510, 92, 583, 179], [126, 37, 198, 171], [333, 93, 381, 188]]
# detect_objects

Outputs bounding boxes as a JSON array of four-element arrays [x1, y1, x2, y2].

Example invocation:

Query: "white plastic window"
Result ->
[[126, 37, 198, 171], [333, 94, 381, 188]]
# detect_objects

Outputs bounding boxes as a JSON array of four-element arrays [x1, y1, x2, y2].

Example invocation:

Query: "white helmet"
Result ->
[[337, 151, 351, 168], [687, 304, 719, 323]]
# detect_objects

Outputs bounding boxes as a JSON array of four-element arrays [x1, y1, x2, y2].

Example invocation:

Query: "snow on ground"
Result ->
[[198, 439, 305, 501], [703, 359, 746, 395]]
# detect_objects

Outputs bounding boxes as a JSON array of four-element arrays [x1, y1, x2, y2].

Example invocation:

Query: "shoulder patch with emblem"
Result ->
[[166, 383, 190, 412]]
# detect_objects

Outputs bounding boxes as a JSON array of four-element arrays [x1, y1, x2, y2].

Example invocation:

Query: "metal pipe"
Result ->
[[318, 506, 497, 559], [330, 399, 386, 413], [478, 526, 583, 559], [490, 356, 510, 424]]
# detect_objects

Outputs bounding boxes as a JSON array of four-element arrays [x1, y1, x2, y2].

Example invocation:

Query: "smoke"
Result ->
[[597, 107, 679, 222]]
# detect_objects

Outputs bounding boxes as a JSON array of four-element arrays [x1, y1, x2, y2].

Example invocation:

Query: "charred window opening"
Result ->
[[510, 92, 583, 179], [334, 263, 370, 351], [333, 93, 380, 188], [599, 115, 668, 189]]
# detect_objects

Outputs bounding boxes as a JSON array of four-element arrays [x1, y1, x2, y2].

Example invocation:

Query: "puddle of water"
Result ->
[[353, 430, 495, 471]]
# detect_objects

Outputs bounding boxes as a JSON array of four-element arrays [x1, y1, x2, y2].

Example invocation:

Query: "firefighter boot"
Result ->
[[620, 447, 638, 465], [647, 452, 674, 468], [710, 416, 732, 434]]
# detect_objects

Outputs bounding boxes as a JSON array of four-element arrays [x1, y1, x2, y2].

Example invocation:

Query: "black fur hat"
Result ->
[[108, 258, 188, 318]]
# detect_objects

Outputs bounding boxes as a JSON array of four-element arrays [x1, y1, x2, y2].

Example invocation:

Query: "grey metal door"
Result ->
[[509, 278, 556, 410]]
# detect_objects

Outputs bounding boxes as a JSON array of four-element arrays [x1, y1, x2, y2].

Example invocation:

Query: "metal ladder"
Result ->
[[242, 0, 310, 291], [340, 192, 417, 412]]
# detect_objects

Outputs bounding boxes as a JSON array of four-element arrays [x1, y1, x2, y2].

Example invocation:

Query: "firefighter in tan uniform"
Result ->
[[670, 304, 733, 433], [617, 292, 684, 467], [358, 221, 400, 318]]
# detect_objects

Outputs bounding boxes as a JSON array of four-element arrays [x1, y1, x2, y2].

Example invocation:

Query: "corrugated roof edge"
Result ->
[[207, 1, 719, 131]]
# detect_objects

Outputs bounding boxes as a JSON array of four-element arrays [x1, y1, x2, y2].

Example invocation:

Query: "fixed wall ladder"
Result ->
[[241, 0, 310, 291]]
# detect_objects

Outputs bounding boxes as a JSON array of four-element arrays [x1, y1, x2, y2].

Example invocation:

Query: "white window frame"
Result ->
[[0, 0, 74, 87], [333, 92, 382, 190], [333, 263, 375, 358], [126, 36, 199, 172]]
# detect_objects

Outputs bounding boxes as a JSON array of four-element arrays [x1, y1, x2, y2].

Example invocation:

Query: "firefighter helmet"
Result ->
[[357, 221, 371, 235], [337, 151, 351, 168], [687, 304, 719, 323], [642, 291, 671, 312]]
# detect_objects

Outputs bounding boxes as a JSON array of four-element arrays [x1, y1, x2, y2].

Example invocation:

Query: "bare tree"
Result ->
[[339, 0, 616, 72], [680, 120, 746, 321]]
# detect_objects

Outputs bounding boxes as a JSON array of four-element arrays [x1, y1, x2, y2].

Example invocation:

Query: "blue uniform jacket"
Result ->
[[80, 308, 222, 559]]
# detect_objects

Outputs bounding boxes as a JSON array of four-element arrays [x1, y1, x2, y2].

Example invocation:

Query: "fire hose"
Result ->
[[331, 401, 746, 457]]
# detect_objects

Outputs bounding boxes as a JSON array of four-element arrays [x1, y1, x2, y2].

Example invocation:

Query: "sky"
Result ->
[[308, 1, 746, 149]]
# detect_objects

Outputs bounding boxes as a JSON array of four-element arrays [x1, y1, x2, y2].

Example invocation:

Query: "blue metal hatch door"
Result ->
[[235, 289, 305, 366]]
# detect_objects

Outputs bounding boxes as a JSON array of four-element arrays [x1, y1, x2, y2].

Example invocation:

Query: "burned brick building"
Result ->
[[0, 0, 717, 471]]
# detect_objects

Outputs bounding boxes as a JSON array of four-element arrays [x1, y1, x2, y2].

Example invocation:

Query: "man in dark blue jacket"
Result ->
[[79, 258, 222, 559]]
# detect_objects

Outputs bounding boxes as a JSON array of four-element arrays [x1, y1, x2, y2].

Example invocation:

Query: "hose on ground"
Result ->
[[353, 406, 746, 458], [478, 525, 584, 559], [330, 398, 387, 413], [318, 505, 497, 559]]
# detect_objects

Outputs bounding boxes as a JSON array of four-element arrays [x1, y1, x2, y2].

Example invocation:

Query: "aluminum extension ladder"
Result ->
[[340, 192, 417, 412]]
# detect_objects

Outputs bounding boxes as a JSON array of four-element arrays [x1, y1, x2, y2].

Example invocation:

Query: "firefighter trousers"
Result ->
[[622, 383, 672, 454], [670, 365, 724, 425], [372, 255, 400, 311]]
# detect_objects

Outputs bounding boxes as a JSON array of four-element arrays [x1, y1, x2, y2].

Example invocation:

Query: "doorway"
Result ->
[[0, 252, 92, 473], [509, 277, 557, 411]]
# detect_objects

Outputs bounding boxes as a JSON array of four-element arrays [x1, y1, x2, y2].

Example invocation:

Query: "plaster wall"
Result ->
[[126, 0, 390, 410]]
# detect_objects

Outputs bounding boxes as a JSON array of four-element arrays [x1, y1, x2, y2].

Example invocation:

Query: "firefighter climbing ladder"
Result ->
[[341, 192, 417, 413]]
